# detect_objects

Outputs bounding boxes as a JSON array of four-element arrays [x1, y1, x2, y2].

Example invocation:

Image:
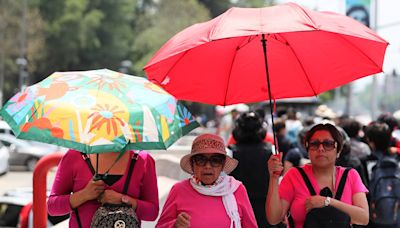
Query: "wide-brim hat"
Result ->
[[180, 133, 238, 174], [315, 105, 337, 119]]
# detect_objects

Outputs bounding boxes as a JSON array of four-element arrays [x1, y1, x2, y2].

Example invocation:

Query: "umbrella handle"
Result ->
[[272, 153, 282, 176]]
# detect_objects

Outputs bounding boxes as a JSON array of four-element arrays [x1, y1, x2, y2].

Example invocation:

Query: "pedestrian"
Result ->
[[229, 111, 275, 227], [156, 133, 257, 228], [364, 122, 400, 227], [273, 118, 292, 158], [47, 150, 159, 227], [283, 127, 309, 174], [340, 118, 371, 160], [266, 123, 369, 227], [219, 109, 240, 143]]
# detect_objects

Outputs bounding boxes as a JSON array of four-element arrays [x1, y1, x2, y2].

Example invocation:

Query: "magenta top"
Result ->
[[279, 165, 368, 228], [47, 149, 159, 228], [156, 179, 257, 228]]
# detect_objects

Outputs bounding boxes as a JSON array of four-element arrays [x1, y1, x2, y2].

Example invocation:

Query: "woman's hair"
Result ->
[[232, 111, 266, 143], [304, 123, 344, 153]]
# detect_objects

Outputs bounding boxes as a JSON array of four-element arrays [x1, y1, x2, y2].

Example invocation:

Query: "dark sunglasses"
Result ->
[[307, 140, 336, 151], [191, 154, 226, 167]]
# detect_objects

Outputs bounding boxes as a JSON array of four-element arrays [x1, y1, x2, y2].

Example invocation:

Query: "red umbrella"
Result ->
[[144, 3, 388, 151]]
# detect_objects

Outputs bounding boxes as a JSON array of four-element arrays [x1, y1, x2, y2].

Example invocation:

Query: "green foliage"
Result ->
[[0, 0, 45, 101], [131, 0, 210, 75], [36, 0, 138, 79]]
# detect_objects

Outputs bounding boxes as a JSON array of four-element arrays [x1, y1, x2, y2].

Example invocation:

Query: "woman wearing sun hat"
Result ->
[[156, 133, 257, 228]]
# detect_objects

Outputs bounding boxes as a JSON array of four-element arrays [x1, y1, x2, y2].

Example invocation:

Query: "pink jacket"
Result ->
[[47, 150, 159, 228]]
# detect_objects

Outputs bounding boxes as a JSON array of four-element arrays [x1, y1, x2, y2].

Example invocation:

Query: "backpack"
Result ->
[[292, 167, 352, 228], [369, 156, 400, 226], [77, 152, 140, 228]]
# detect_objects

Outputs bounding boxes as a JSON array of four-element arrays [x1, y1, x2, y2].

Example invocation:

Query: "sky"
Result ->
[[277, 0, 400, 91]]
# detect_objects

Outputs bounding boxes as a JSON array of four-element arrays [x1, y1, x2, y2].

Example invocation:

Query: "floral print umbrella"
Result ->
[[0, 69, 199, 154]]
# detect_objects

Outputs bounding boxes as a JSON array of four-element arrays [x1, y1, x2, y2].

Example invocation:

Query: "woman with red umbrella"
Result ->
[[266, 123, 369, 227]]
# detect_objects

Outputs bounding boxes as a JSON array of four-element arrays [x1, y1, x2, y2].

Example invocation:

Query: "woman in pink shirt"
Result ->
[[47, 150, 159, 228], [266, 123, 369, 227], [156, 134, 257, 228]]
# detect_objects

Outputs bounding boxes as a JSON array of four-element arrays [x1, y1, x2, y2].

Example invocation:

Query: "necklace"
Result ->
[[332, 166, 336, 197]]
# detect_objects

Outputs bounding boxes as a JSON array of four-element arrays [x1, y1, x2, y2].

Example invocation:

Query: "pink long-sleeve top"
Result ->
[[47, 149, 159, 228], [279, 165, 368, 228], [156, 179, 258, 228]]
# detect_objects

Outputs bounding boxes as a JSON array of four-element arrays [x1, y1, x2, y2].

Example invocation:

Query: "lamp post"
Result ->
[[16, 57, 28, 91], [18, 0, 28, 91]]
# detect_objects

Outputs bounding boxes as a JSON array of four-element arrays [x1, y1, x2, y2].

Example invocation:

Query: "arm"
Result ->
[[47, 151, 76, 216], [135, 153, 159, 221], [47, 150, 104, 216], [266, 153, 289, 224], [305, 169, 369, 225], [331, 192, 369, 225], [305, 193, 369, 225]]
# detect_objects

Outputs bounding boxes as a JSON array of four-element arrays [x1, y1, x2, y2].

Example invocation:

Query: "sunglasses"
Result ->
[[191, 154, 226, 167], [307, 140, 337, 151]]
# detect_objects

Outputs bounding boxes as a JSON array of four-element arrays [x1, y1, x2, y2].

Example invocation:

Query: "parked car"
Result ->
[[0, 120, 13, 135], [0, 134, 63, 171], [0, 187, 69, 227], [0, 141, 10, 176]]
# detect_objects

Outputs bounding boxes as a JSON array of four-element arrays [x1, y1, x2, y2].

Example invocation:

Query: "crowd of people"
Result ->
[[47, 105, 400, 227]]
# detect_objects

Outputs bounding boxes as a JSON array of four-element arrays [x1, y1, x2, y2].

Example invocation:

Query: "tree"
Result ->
[[35, 0, 138, 80], [0, 0, 45, 103], [131, 0, 210, 75]]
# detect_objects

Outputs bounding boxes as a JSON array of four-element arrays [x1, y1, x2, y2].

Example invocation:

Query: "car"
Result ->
[[0, 120, 13, 135], [0, 141, 10, 176], [0, 134, 63, 171], [0, 187, 69, 228]]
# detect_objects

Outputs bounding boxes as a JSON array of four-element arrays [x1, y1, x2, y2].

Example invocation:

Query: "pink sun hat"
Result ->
[[180, 133, 238, 174]]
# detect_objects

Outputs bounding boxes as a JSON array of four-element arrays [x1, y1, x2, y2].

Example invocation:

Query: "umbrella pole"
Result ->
[[261, 34, 279, 155]]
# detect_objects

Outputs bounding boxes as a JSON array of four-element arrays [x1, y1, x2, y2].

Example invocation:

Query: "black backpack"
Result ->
[[292, 167, 352, 228], [369, 156, 400, 226]]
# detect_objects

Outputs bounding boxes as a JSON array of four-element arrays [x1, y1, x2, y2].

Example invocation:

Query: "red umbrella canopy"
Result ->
[[144, 3, 388, 106]]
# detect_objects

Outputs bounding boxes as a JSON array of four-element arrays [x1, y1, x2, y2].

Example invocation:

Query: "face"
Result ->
[[307, 130, 338, 168], [191, 153, 225, 185]]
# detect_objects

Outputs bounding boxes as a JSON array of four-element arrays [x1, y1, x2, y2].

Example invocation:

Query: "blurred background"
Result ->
[[0, 0, 399, 227]]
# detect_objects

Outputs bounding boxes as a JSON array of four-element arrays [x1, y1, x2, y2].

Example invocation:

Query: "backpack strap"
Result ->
[[335, 167, 351, 200], [82, 153, 95, 175], [295, 167, 351, 199], [122, 152, 139, 194], [295, 167, 316, 195]]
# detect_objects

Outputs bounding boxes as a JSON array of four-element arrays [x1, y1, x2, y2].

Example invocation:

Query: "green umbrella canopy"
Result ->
[[0, 69, 199, 153]]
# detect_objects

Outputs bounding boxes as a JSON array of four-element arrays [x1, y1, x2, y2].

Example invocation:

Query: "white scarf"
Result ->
[[190, 173, 242, 228]]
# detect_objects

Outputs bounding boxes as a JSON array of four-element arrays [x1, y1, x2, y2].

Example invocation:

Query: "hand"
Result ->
[[305, 195, 326, 212], [268, 152, 283, 178], [81, 179, 105, 201], [174, 212, 191, 228], [98, 189, 122, 205]]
